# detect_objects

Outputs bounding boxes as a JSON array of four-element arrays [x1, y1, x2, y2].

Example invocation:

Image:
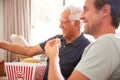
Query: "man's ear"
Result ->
[[102, 4, 111, 18]]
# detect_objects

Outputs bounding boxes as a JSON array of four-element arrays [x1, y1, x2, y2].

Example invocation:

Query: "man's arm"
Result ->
[[45, 38, 64, 80], [49, 56, 65, 80], [0, 41, 44, 56], [45, 39, 89, 80]]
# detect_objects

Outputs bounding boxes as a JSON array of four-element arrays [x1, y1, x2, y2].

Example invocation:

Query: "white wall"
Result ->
[[0, 0, 6, 61]]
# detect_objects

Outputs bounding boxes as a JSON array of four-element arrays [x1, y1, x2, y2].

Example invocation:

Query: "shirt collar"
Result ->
[[61, 33, 87, 47]]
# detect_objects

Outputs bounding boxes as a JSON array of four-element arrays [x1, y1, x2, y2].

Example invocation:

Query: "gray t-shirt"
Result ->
[[75, 34, 120, 80]]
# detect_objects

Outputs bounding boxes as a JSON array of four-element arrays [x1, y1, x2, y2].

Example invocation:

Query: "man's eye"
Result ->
[[84, 8, 88, 13]]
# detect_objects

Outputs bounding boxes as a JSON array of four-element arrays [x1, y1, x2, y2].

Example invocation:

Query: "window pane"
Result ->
[[31, 0, 63, 44], [65, 0, 85, 9]]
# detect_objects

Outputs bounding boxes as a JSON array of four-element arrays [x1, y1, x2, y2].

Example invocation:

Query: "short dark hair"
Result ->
[[94, 0, 120, 28]]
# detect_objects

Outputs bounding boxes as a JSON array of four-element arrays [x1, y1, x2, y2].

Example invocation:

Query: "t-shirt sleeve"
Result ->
[[75, 35, 120, 80], [39, 35, 62, 50]]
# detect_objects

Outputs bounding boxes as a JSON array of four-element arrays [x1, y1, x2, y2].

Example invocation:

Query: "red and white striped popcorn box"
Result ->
[[34, 64, 46, 80], [5, 62, 46, 80]]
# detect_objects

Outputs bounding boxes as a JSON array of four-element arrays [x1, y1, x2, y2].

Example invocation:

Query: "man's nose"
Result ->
[[59, 22, 63, 28], [80, 12, 84, 20]]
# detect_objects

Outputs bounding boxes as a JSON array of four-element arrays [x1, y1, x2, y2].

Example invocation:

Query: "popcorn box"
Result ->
[[0, 60, 6, 76], [34, 65, 46, 80], [5, 62, 46, 80]]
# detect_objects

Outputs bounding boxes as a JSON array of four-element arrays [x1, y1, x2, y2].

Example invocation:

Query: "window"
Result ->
[[31, 0, 63, 44], [65, 0, 85, 9]]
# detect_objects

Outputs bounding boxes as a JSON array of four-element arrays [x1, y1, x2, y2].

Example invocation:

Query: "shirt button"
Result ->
[[63, 45, 65, 47]]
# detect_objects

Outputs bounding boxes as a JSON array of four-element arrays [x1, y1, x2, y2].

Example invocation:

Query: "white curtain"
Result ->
[[3, 0, 31, 62]]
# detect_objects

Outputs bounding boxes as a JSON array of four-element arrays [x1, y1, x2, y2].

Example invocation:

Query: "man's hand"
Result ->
[[45, 38, 61, 59]]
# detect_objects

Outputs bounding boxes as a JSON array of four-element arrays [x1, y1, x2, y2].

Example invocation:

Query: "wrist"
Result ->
[[49, 55, 59, 62]]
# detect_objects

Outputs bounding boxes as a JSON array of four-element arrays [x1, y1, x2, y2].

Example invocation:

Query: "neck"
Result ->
[[65, 33, 81, 43], [94, 26, 116, 39]]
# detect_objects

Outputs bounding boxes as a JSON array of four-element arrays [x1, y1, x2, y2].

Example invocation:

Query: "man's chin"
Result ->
[[83, 30, 87, 33], [84, 30, 89, 34], [84, 31, 93, 36]]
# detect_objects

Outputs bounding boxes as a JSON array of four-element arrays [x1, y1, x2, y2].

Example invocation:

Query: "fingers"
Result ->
[[46, 38, 61, 48], [55, 38, 61, 48], [44, 38, 61, 58]]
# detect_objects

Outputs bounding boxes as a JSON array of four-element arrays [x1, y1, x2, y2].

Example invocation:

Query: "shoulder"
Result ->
[[82, 34, 120, 58], [95, 34, 120, 47]]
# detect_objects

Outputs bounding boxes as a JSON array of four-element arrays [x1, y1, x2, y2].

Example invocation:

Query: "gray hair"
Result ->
[[62, 5, 82, 21], [62, 5, 83, 26]]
